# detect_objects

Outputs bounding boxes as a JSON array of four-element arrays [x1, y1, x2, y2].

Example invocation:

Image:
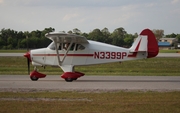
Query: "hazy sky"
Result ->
[[0, 0, 179, 34]]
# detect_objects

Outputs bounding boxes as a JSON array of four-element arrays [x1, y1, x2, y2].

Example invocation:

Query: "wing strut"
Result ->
[[54, 40, 61, 67], [61, 40, 73, 63], [53, 38, 73, 67]]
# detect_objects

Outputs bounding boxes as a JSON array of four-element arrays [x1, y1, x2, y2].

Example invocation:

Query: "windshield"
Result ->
[[47, 42, 55, 50], [47, 42, 85, 51]]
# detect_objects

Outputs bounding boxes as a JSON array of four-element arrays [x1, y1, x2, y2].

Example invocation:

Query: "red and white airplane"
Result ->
[[24, 29, 158, 82]]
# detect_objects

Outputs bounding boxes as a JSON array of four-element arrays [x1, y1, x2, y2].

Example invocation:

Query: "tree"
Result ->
[[67, 30, 73, 34], [1, 27, 179, 50], [101, 27, 110, 36], [152, 29, 164, 40], [41, 27, 55, 38], [0, 28, 18, 49], [81, 32, 89, 38], [7, 37, 13, 49], [73, 28, 81, 35], [20, 38, 27, 48], [176, 34, 180, 43], [88, 29, 105, 42], [0, 37, 5, 48], [124, 34, 135, 47], [101, 27, 111, 44], [165, 33, 177, 38], [110, 27, 127, 46]]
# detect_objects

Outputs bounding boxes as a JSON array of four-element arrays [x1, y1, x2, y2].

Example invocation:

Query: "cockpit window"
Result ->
[[76, 44, 85, 50], [48, 42, 55, 50], [48, 42, 61, 50], [48, 42, 85, 51], [63, 43, 75, 51], [58, 43, 62, 50]]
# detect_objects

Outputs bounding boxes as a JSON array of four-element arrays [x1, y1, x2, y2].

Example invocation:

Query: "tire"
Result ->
[[65, 78, 73, 82], [30, 76, 39, 81]]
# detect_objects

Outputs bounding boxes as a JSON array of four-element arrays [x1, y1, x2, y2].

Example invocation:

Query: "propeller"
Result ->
[[24, 35, 31, 74], [27, 57, 30, 74], [24, 51, 31, 74]]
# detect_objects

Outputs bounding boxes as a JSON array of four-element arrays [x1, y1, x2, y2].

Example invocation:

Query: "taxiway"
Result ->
[[0, 75, 179, 92]]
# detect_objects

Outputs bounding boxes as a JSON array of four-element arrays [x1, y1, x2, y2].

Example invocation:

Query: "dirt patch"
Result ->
[[0, 88, 178, 93], [0, 97, 92, 101]]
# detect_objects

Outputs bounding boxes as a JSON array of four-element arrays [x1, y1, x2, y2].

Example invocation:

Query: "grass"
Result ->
[[159, 49, 180, 53], [0, 91, 179, 113], [0, 57, 180, 76], [0, 49, 27, 53]]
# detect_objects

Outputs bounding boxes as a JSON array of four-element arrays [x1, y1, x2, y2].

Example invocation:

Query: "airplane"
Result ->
[[24, 29, 159, 82]]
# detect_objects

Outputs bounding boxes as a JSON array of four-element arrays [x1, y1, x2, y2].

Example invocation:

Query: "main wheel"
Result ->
[[30, 76, 39, 81], [65, 78, 73, 82]]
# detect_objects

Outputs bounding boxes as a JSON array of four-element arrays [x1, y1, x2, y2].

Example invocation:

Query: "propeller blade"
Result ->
[[27, 58, 30, 74], [24, 51, 31, 75]]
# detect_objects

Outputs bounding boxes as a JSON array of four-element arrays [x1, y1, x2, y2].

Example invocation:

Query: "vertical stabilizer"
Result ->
[[140, 29, 159, 58], [129, 29, 159, 58]]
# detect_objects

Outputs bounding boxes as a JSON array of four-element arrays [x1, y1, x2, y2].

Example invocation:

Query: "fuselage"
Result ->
[[30, 40, 146, 67]]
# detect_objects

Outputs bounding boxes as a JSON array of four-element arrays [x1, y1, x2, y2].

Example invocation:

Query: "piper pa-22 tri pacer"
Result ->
[[24, 29, 159, 82]]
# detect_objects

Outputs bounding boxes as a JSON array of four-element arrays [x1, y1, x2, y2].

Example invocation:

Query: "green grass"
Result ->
[[0, 91, 179, 113], [0, 57, 180, 76], [159, 49, 180, 53], [0, 49, 27, 53]]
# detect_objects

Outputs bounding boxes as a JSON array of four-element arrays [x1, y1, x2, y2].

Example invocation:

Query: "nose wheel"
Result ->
[[30, 67, 46, 81], [30, 75, 39, 81]]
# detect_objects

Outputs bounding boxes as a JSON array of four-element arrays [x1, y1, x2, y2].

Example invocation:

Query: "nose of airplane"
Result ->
[[24, 51, 31, 62]]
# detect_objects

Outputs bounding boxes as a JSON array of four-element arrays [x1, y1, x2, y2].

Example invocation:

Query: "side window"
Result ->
[[70, 43, 75, 51], [76, 44, 85, 51], [58, 43, 62, 50], [63, 43, 70, 50], [63, 43, 75, 51]]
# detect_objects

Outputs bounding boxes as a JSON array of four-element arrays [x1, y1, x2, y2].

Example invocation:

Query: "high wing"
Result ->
[[45, 32, 89, 43]]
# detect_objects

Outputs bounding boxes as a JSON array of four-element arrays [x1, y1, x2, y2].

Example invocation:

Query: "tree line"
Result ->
[[0, 27, 180, 49]]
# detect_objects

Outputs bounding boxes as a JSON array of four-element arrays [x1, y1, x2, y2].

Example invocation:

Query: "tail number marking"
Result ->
[[94, 52, 127, 59]]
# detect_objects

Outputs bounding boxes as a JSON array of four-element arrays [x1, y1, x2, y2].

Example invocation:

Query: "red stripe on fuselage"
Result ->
[[128, 52, 138, 57], [32, 54, 94, 57]]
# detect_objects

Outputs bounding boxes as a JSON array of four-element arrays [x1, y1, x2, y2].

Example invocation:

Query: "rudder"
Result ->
[[140, 29, 159, 58]]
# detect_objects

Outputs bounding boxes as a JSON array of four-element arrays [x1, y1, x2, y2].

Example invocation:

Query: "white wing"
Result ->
[[45, 32, 89, 43]]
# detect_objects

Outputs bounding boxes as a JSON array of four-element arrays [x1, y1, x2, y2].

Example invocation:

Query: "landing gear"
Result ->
[[30, 75, 39, 81], [61, 72, 84, 82], [65, 78, 74, 82], [30, 67, 46, 81]]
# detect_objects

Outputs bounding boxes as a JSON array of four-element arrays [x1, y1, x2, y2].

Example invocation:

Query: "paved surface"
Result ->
[[157, 53, 180, 57], [0, 53, 179, 57], [0, 75, 179, 92]]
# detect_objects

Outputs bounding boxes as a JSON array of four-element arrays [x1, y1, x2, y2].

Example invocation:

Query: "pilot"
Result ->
[[64, 43, 70, 50]]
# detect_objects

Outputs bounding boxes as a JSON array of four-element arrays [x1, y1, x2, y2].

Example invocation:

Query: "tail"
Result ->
[[129, 29, 159, 58]]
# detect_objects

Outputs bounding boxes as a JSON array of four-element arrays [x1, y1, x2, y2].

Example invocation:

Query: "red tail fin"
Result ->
[[140, 29, 159, 58]]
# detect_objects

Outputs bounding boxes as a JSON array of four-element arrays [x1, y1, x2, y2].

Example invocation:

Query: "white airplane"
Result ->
[[24, 29, 159, 82]]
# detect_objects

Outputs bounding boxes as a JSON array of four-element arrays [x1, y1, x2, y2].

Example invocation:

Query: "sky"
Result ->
[[0, 0, 180, 35]]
